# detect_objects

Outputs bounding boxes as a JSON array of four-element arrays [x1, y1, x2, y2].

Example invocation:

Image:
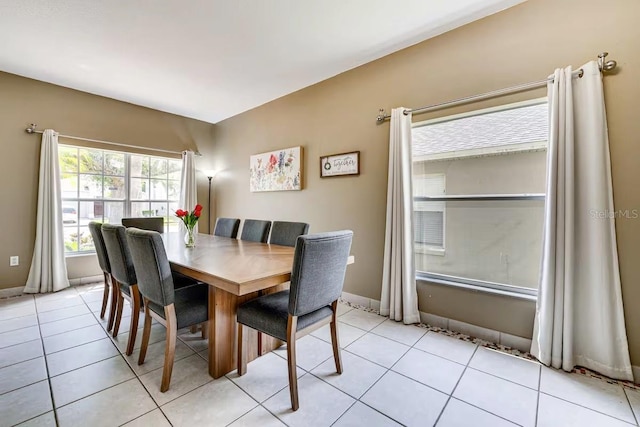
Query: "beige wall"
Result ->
[[2, 0, 638, 364], [212, 0, 640, 364], [0, 72, 215, 287]]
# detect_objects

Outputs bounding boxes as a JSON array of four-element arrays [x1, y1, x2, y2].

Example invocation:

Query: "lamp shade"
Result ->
[[203, 169, 218, 179]]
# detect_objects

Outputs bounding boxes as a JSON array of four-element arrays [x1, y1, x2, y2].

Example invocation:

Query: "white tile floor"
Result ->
[[0, 283, 639, 427]]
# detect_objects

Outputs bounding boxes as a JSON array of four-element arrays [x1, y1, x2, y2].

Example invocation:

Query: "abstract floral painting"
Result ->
[[249, 146, 303, 192]]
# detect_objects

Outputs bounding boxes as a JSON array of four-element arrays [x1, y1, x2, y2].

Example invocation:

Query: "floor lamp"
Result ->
[[203, 170, 217, 234]]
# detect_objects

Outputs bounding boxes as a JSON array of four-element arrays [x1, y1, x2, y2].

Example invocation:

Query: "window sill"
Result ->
[[65, 252, 97, 258], [417, 273, 537, 302]]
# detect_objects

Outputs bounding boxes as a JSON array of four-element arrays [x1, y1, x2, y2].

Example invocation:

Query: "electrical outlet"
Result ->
[[9, 256, 19, 267]]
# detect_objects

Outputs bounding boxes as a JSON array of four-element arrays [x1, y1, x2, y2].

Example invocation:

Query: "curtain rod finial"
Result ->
[[598, 52, 617, 72], [376, 109, 386, 124], [25, 123, 37, 133]]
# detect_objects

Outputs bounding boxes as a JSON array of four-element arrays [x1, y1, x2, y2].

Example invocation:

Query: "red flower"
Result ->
[[175, 205, 202, 229]]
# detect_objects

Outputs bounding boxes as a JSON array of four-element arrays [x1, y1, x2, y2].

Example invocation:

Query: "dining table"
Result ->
[[161, 231, 354, 379]]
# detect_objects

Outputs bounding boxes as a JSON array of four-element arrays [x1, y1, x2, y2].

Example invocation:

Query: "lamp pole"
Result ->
[[202, 170, 217, 234], [207, 175, 213, 234]]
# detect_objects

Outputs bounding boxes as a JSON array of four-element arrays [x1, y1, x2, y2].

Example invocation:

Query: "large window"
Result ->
[[412, 99, 548, 298], [59, 146, 182, 254]]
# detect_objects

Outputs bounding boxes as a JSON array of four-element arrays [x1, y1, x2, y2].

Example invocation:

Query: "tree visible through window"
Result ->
[[59, 146, 181, 254]]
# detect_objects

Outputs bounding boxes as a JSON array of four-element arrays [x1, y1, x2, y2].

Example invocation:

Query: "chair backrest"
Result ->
[[288, 231, 353, 317], [240, 219, 272, 243], [214, 218, 241, 238], [125, 228, 175, 308], [88, 222, 111, 274], [102, 224, 137, 287], [270, 221, 310, 247], [122, 217, 164, 233]]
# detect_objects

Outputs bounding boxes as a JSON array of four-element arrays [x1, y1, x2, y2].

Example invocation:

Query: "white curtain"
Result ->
[[531, 61, 633, 381], [179, 150, 198, 233], [24, 130, 70, 294], [380, 108, 420, 324]]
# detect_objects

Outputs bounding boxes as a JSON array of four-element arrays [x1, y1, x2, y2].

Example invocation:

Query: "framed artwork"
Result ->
[[320, 151, 360, 178], [250, 146, 303, 192]]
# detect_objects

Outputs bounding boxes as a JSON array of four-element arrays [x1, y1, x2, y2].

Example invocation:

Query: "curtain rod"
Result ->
[[375, 52, 618, 124], [24, 124, 201, 156]]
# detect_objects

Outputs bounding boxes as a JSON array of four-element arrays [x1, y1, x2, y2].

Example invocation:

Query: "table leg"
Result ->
[[208, 287, 259, 378], [208, 286, 216, 377], [207, 285, 287, 378]]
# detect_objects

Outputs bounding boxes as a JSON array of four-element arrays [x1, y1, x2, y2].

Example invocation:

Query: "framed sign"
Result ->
[[320, 151, 360, 178], [250, 146, 303, 192]]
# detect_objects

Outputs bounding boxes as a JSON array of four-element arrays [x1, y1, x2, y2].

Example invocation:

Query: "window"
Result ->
[[414, 174, 445, 252], [411, 99, 548, 298], [59, 146, 182, 254]]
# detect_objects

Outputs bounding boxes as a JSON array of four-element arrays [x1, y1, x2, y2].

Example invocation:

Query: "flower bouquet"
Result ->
[[175, 204, 202, 247]]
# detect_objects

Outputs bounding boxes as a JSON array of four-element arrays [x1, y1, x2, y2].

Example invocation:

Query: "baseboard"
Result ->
[[69, 275, 104, 287], [1, 275, 103, 298], [633, 365, 639, 383], [341, 291, 380, 311], [341, 292, 533, 352], [419, 310, 532, 352], [0, 286, 25, 299]]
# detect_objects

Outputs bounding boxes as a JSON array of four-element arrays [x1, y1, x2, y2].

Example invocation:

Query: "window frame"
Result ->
[[411, 98, 548, 300], [60, 144, 182, 256]]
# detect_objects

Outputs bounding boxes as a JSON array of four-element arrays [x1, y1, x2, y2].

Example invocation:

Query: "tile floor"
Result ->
[[1, 283, 639, 427]]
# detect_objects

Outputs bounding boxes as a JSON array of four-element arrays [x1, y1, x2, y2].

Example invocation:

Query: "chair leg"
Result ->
[[237, 323, 247, 376], [286, 315, 299, 411], [125, 285, 141, 356], [106, 275, 118, 332], [99, 272, 109, 319], [161, 304, 177, 393], [257, 290, 264, 356], [112, 283, 124, 338], [201, 322, 208, 339], [190, 325, 198, 334], [330, 300, 343, 374], [138, 301, 152, 365]]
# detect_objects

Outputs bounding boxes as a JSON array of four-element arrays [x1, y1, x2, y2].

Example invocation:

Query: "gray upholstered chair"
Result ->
[[269, 221, 310, 247], [240, 219, 271, 243], [88, 222, 116, 331], [101, 224, 142, 356], [237, 230, 353, 411], [122, 217, 164, 233], [213, 217, 241, 238], [125, 228, 209, 392]]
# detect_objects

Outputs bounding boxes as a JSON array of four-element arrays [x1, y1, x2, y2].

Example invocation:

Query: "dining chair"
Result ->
[[213, 217, 241, 238], [123, 217, 196, 294], [269, 221, 310, 247], [122, 217, 164, 233], [237, 230, 353, 411], [240, 219, 271, 243], [101, 223, 142, 356], [125, 227, 209, 392], [88, 222, 117, 331]]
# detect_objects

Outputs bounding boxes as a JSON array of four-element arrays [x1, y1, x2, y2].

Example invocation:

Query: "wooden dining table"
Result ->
[[161, 232, 337, 378]]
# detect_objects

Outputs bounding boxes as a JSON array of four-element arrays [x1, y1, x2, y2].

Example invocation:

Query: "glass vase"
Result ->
[[184, 226, 196, 248]]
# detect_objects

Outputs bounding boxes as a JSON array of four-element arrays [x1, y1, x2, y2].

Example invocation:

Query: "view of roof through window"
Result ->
[[412, 102, 548, 159]]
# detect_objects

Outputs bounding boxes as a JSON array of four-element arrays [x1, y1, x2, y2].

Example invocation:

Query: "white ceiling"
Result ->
[[0, 0, 525, 124]]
